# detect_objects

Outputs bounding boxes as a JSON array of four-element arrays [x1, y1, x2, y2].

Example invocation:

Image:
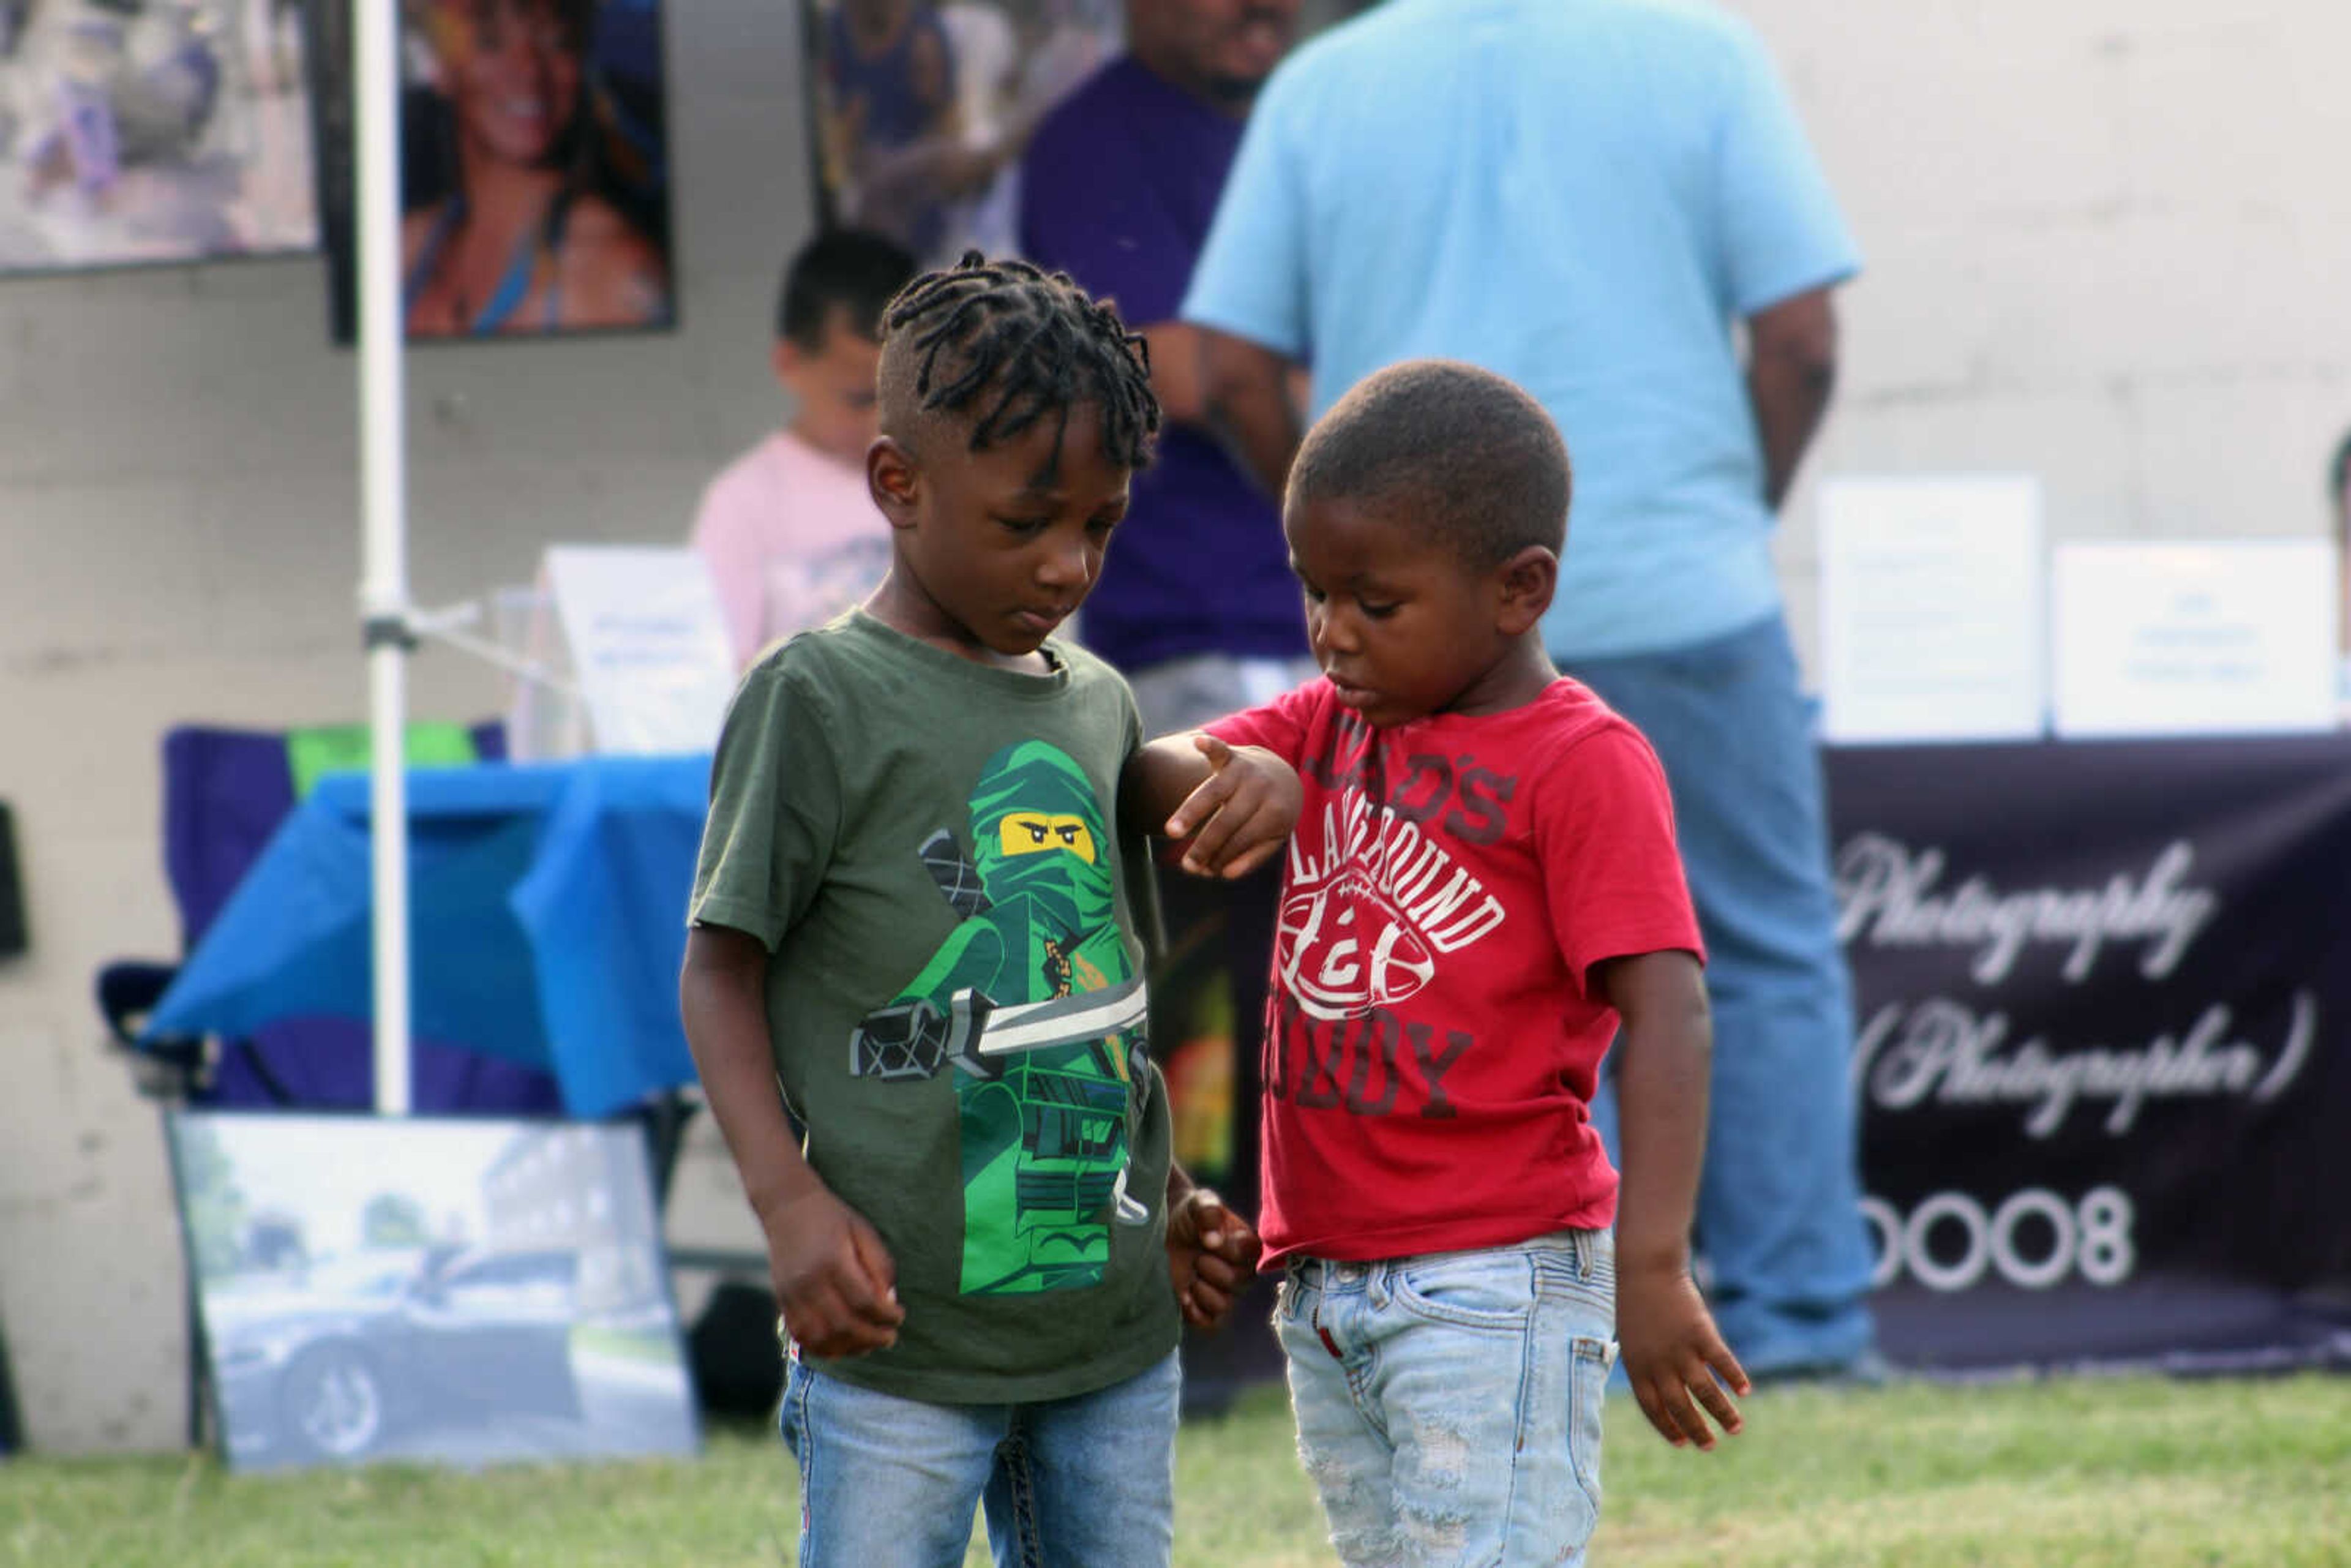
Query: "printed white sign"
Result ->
[[2052, 541, 2338, 737], [543, 546, 736, 756], [1818, 476, 2045, 743]]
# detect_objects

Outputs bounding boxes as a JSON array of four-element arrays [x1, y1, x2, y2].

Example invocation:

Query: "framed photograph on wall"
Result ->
[[312, 0, 675, 343], [0, 0, 320, 276], [803, 0, 1120, 268], [167, 1109, 700, 1472]]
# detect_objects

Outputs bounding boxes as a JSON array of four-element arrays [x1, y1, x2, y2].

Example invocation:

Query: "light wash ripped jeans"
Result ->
[[1277, 1229, 1618, 1568]]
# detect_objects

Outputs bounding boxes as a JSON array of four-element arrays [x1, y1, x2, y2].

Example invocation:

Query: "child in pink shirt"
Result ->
[[691, 229, 918, 670]]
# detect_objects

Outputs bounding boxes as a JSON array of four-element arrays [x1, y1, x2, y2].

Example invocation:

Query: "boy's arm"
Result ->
[[1120, 732, 1299, 880], [1594, 948, 1750, 1449], [680, 923, 905, 1357]]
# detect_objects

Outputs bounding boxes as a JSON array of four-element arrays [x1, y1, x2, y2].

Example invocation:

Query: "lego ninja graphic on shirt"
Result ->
[[849, 740, 1150, 1295]]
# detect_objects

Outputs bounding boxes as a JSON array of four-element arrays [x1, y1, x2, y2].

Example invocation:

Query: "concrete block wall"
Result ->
[[1, 0, 2346, 1451], [1766, 0, 2351, 647]]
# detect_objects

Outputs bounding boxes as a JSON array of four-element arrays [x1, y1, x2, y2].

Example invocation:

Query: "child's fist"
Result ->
[[1165, 1188, 1262, 1330]]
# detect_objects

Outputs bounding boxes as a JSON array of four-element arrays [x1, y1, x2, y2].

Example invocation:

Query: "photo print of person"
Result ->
[[312, 0, 673, 342], [0, 0, 320, 274], [804, 0, 1117, 267]]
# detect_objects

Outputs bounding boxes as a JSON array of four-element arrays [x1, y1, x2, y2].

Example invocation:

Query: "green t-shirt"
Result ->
[[689, 612, 1179, 1403]]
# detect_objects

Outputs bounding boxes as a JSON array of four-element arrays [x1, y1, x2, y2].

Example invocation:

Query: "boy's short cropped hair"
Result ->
[[877, 252, 1161, 474], [777, 228, 920, 349], [1288, 359, 1571, 571]]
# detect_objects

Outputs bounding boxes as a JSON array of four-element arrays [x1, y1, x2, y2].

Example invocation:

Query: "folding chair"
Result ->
[[94, 722, 563, 1115]]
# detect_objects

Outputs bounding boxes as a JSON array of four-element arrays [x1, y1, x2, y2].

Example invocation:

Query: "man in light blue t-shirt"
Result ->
[[1181, 0, 1875, 1379]]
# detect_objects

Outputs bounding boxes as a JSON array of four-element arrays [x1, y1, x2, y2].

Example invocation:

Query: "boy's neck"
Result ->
[[1431, 634, 1559, 722], [780, 421, 863, 472], [863, 570, 1057, 677]]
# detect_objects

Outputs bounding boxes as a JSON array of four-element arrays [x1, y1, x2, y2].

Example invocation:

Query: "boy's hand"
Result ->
[[1164, 735, 1299, 880], [762, 1184, 907, 1359], [1618, 1259, 1749, 1451], [1165, 1188, 1262, 1330]]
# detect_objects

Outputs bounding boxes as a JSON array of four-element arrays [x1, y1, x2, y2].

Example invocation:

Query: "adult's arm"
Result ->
[[1744, 285, 1839, 512], [1200, 328, 1305, 501]]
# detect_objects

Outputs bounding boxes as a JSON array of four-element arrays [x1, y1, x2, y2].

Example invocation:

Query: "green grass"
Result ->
[[3, 1375, 2347, 1566]]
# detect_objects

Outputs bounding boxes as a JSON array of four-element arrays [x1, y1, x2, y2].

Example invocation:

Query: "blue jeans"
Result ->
[[1278, 1231, 1617, 1567], [1565, 612, 1875, 1374], [778, 1349, 1181, 1568]]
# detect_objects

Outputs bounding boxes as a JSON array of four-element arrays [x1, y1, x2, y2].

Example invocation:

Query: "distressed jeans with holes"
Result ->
[[1278, 1230, 1618, 1568]]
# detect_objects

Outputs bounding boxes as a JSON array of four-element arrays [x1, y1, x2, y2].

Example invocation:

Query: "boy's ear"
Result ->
[[1493, 544, 1558, 635], [868, 435, 921, 528]]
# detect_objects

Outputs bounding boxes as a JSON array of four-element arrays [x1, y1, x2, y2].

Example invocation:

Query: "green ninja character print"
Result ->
[[849, 740, 1152, 1295]]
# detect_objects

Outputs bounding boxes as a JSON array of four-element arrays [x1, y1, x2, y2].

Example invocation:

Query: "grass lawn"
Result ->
[[4, 1373, 2346, 1566]]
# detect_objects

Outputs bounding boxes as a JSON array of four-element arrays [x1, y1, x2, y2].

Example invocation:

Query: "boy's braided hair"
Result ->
[[880, 252, 1161, 471]]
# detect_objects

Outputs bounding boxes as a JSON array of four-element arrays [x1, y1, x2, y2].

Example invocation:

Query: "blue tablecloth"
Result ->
[[147, 756, 710, 1119]]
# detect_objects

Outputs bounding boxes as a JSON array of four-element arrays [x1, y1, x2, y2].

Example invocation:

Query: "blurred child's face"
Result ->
[[432, 0, 583, 168], [871, 404, 1131, 661], [776, 313, 885, 467], [1286, 494, 1512, 727]]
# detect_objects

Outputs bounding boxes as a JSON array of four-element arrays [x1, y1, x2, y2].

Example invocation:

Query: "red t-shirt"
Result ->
[[1207, 678, 1704, 1267]]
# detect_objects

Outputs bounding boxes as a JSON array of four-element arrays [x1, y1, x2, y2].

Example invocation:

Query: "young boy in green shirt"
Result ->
[[680, 254, 1295, 1567]]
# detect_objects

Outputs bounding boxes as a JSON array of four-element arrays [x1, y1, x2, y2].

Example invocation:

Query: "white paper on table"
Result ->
[[1818, 475, 2045, 744], [543, 545, 737, 756], [2052, 539, 2339, 737]]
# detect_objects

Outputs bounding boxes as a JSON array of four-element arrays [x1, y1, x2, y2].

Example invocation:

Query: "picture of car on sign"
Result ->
[[170, 1111, 699, 1471]]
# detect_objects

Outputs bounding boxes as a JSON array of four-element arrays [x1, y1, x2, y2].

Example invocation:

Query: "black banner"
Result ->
[[1828, 735, 2351, 1373]]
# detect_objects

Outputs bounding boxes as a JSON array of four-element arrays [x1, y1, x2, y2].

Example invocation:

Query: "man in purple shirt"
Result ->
[[1018, 0, 1307, 733], [1016, 0, 1305, 1308]]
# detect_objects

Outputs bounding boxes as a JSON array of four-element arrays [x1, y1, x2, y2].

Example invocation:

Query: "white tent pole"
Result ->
[[355, 0, 412, 1117]]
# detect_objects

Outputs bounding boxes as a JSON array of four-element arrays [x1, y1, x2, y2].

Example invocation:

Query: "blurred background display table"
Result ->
[[147, 756, 708, 1120]]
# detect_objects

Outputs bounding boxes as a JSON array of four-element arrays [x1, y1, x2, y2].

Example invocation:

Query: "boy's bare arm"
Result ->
[[1595, 948, 1750, 1450], [1121, 733, 1300, 879], [680, 924, 905, 1357]]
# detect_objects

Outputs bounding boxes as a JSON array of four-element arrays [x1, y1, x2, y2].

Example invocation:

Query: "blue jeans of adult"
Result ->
[[1564, 611, 1875, 1375], [1278, 1229, 1618, 1567], [778, 1349, 1181, 1568]]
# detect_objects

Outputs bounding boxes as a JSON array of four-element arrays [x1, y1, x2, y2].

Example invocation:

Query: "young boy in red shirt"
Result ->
[[1141, 358, 1749, 1566]]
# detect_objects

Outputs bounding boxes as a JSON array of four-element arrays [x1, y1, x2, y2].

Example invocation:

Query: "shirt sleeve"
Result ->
[[688, 659, 840, 950], [1112, 679, 1168, 961], [1202, 678, 1320, 766], [1179, 70, 1311, 359], [1532, 722, 1705, 993], [1712, 19, 1861, 317], [688, 472, 764, 674]]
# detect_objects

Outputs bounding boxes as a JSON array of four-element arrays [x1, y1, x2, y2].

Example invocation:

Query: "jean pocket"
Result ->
[[1567, 1335, 1614, 1509], [1391, 1250, 1534, 1330]]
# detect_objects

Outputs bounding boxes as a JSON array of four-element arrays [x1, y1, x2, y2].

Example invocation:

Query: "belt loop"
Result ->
[[1578, 1229, 1594, 1282]]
